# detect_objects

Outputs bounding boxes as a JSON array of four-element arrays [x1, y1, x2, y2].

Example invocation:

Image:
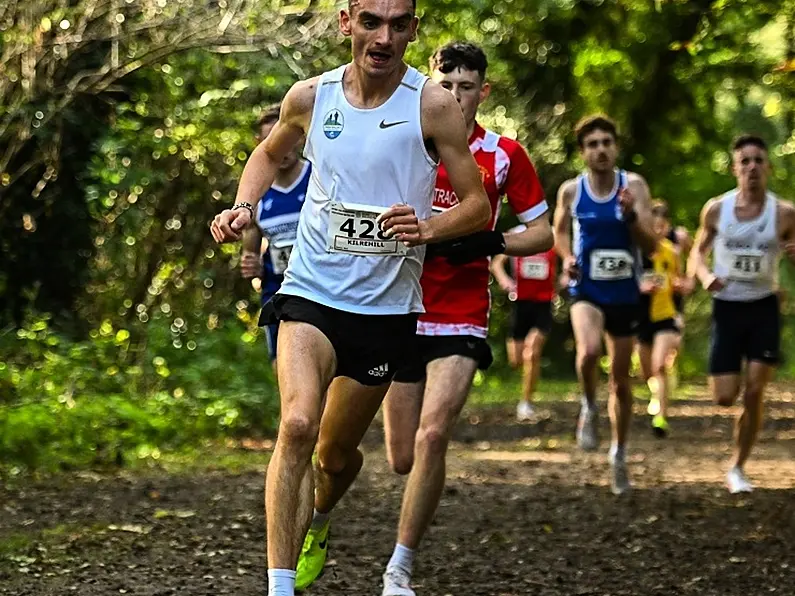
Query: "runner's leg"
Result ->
[[383, 380, 425, 475], [266, 321, 336, 570]]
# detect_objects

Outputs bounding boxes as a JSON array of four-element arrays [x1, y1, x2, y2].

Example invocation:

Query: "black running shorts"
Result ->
[[572, 297, 640, 338], [391, 335, 493, 384], [260, 294, 418, 386], [709, 294, 780, 375], [509, 300, 553, 339], [637, 317, 680, 346]]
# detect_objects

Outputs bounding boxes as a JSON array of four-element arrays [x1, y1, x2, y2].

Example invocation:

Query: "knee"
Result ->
[[278, 412, 319, 450], [523, 343, 542, 365], [743, 385, 764, 409], [609, 375, 632, 399], [414, 424, 450, 460], [714, 389, 738, 407], [388, 449, 414, 476], [386, 440, 414, 475], [577, 345, 600, 368], [316, 442, 362, 476]]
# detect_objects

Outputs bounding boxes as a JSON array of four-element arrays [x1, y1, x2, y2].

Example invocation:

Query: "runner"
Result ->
[[490, 223, 557, 421], [210, 2, 493, 594], [636, 200, 694, 437], [379, 41, 552, 596], [687, 134, 795, 494], [552, 114, 657, 495], [239, 103, 310, 371]]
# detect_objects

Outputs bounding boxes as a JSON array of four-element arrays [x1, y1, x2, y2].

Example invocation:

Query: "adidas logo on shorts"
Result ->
[[368, 363, 389, 378]]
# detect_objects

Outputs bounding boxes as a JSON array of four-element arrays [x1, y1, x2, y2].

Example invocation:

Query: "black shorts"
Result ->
[[637, 317, 680, 346], [392, 335, 493, 384], [260, 294, 418, 386], [572, 297, 640, 338], [709, 294, 780, 374], [510, 300, 553, 339]]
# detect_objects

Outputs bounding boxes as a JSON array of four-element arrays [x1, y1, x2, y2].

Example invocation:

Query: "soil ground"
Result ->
[[1, 384, 794, 595]]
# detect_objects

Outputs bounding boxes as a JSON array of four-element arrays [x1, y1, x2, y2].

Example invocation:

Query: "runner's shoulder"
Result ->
[[283, 77, 321, 124], [557, 178, 579, 205]]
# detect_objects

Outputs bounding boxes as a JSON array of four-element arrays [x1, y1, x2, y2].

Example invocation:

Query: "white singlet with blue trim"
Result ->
[[713, 189, 779, 302], [279, 64, 438, 314]]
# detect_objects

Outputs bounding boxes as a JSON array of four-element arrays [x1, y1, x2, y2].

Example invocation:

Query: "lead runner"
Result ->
[[210, 2, 492, 595]]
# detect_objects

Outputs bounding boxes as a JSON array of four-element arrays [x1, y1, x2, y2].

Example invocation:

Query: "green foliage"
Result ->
[[0, 313, 277, 473], [2, 0, 795, 471]]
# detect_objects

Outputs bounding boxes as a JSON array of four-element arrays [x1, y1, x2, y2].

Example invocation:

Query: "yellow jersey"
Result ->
[[643, 239, 679, 323]]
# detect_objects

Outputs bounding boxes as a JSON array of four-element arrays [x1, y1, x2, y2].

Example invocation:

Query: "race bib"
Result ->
[[520, 257, 549, 280], [727, 251, 767, 282], [327, 202, 408, 256], [590, 249, 634, 281], [641, 270, 666, 288], [269, 238, 294, 275]]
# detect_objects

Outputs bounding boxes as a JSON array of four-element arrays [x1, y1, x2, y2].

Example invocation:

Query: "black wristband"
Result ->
[[624, 210, 638, 224], [232, 202, 254, 217]]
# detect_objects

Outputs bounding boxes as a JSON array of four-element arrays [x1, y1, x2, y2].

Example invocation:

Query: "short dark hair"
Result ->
[[651, 200, 669, 219], [732, 133, 768, 153], [575, 114, 619, 148], [349, 0, 416, 11], [429, 41, 488, 80], [256, 103, 281, 129]]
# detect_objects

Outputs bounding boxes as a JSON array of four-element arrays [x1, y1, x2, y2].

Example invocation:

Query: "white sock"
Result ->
[[311, 509, 330, 530], [267, 569, 296, 596], [609, 443, 626, 463], [387, 543, 415, 574]]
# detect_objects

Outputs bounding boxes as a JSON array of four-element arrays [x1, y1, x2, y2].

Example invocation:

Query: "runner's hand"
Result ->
[[211, 208, 250, 243], [702, 273, 725, 293], [784, 242, 795, 262], [241, 251, 262, 279], [673, 276, 696, 296], [377, 204, 427, 247], [618, 187, 635, 216], [563, 255, 580, 281]]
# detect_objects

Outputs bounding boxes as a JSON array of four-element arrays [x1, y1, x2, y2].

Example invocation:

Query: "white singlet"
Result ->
[[713, 189, 780, 302], [278, 64, 438, 314]]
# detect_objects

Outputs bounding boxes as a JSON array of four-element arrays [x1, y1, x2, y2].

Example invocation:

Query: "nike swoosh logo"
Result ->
[[318, 537, 328, 550], [379, 120, 408, 129]]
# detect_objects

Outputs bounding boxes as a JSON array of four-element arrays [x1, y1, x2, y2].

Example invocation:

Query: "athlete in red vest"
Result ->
[[491, 223, 557, 421], [380, 42, 553, 596]]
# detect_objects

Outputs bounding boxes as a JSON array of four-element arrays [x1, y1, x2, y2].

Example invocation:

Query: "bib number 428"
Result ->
[[338, 217, 391, 241], [328, 202, 408, 256]]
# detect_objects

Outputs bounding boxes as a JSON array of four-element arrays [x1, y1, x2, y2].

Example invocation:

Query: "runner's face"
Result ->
[[580, 129, 618, 173], [652, 214, 669, 237], [341, 0, 418, 78], [431, 67, 489, 130], [732, 144, 769, 192], [257, 122, 300, 171]]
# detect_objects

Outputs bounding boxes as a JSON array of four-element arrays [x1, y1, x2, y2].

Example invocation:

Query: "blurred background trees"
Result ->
[[1, 0, 793, 471]]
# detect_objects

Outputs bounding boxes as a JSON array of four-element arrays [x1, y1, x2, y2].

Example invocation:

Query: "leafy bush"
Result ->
[[0, 312, 278, 473]]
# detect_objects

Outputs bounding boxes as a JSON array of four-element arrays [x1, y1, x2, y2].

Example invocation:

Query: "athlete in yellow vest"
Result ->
[[637, 200, 694, 436]]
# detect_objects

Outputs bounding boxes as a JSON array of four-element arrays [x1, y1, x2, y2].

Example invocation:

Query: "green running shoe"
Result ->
[[295, 520, 330, 591], [651, 414, 669, 438]]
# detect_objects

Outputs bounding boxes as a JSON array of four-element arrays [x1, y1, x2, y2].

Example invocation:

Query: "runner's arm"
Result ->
[[240, 224, 263, 280], [489, 253, 515, 292], [418, 84, 491, 243], [779, 200, 795, 265], [211, 79, 315, 243], [624, 174, 657, 255], [553, 180, 576, 261], [687, 199, 721, 286], [500, 142, 553, 256]]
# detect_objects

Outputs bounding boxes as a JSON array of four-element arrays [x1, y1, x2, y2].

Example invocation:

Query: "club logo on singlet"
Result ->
[[323, 109, 344, 140]]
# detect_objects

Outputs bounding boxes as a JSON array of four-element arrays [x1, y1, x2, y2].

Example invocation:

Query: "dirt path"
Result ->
[[1, 386, 793, 595]]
